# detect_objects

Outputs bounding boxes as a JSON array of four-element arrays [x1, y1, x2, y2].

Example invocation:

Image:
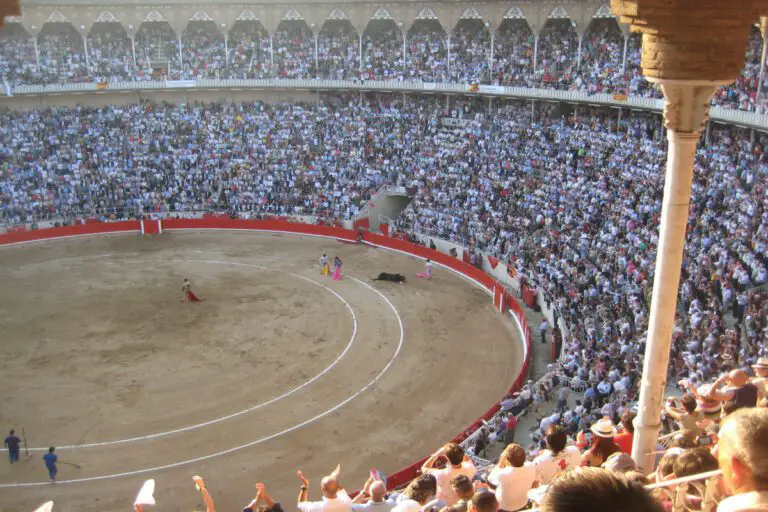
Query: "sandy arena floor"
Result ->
[[0, 231, 521, 512]]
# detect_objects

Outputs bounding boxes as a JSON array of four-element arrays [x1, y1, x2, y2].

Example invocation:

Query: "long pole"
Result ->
[[756, 20, 768, 112], [631, 81, 718, 473]]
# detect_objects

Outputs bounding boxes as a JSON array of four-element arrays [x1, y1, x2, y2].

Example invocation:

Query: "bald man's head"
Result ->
[[321, 476, 340, 498], [370, 481, 387, 502], [729, 370, 749, 387]]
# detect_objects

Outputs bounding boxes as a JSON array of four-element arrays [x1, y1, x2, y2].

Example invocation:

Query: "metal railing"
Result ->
[[527, 470, 723, 512], [646, 470, 723, 512], [6, 78, 768, 129]]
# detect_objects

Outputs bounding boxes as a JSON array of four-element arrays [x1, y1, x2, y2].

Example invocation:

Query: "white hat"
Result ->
[[590, 417, 618, 438], [752, 357, 768, 370], [33, 502, 53, 512], [134, 479, 156, 507]]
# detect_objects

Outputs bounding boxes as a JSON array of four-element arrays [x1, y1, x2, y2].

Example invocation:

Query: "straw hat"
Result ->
[[590, 417, 618, 438], [752, 357, 768, 370]]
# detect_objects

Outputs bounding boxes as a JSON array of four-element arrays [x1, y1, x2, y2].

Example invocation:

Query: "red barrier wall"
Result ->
[[0, 220, 140, 246], [0, 219, 532, 489]]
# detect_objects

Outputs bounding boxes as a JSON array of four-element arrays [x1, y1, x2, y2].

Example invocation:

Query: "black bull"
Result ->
[[372, 272, 407, 283]]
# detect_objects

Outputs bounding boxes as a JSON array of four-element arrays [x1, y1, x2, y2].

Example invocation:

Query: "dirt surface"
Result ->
[[0, 231, 522, 512]]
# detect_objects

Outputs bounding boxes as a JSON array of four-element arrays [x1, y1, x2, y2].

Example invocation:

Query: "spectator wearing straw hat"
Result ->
[[581, 418, 621, 468], [750, 358, 768, 401]]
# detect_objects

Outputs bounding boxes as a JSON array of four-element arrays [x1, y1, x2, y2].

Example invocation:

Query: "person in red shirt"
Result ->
[[614, 410, 636, 455], [504, 414, 518, 445]]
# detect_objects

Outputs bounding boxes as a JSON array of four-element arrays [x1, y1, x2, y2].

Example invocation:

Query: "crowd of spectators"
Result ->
[[317, 21, 359, 80], [226, 20, 271, 79], [404, 21, 448, 82], [273, 22, 315, 79], [448, 21, 490, 84], [360, 22, 404, 81], [1, 18, 765, 112], [0, 70, 767, 512], [36, 408, 768, 511], [492, 20, 534, 87], [180, 21, 226, 79], [535, 20, 578, 88], [86, 22, 134, 83]]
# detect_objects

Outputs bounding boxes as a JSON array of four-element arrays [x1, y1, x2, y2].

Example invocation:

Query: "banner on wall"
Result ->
[[479, 85, 505, 94], [166, 80, 197, 88], [488, 255, 499, 269], [96, 82, 108, 90], [507, 264, 518, 278]]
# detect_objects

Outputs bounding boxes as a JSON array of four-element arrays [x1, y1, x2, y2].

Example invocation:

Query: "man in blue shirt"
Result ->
[[4, 430, 20, 463], [43, 447, 57, 482]]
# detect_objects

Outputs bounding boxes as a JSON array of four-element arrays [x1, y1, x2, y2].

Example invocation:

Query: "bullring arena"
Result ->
[[0, 221, 525, 512]]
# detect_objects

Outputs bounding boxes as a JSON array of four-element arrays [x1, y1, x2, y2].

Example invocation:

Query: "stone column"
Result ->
[[631, 80, 717, 471], [128, 24, 137, 69], [610, 0, 765, 473], [756, 18, 768, 111], [178, 35, 183, 72], [358, 33, 363, 72], [222, 23, 228, 65], [622, 35, 629, 73], [80, 26, 90, 70], [32, 33, 41, 70]]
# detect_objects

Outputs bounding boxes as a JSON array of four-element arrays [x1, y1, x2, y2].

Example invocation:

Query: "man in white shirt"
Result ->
[[488, 444, 537, 511], [421, 443, 476, 505], [353, 480, 396, 512], [297, 465, 353, 512]]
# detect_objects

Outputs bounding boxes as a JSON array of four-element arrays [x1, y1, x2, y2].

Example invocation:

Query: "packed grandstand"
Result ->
[[0, 11, 767, 111], [1, 3, 768, 512]]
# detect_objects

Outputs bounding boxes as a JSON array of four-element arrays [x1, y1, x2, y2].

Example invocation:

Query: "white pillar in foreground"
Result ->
[[631, 80, 720, 472]]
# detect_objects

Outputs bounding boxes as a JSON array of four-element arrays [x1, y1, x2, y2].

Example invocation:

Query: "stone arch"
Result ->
[[38, 17, 87, 78], [87, 11, 132, 76], [360, 7, 404, 80], [134, 14, 179, 75], [592, 4, 615, 19], [95, 11, 120, 24], [318, 10, 359, 79], [0, 19, 36, 77], [451, 8, 491, 82], [547, 6, 572, 20], [406, 8, 448, 81], [494, 14, 534, 83], [274, 8, 314, 78], [580, 16, 624, 72], [227, 12, 270, 78]]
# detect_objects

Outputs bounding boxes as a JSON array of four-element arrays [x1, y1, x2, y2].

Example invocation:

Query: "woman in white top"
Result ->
[[487, 443, 537, 512], [533, 425, 582, 484]]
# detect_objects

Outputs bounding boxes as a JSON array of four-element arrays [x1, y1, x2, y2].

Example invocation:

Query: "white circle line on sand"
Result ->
[[11, 258, 358, 452], [0, 276, 404, 487]]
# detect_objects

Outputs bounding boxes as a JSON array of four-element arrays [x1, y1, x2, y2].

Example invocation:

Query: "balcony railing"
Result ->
[[528, 469, 723, 512], [7, 78, 768, 129]]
